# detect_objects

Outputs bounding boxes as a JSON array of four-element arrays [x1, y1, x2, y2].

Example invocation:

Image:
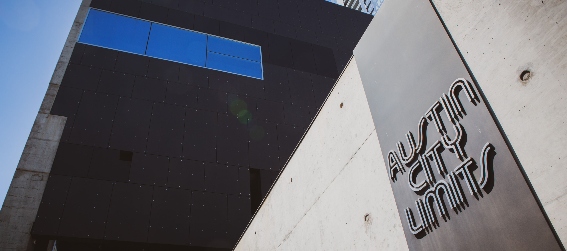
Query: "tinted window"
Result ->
[[207, 52, 263, 79], [79, 9, 263, 79], [208, 36, 262, 62], [79, 9, 151, 54], [146, 23, 207, 67]]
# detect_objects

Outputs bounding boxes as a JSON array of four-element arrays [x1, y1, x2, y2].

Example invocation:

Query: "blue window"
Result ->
[[208, 36, 262, 62], [207, 52, 263, 79], [79, 9, 263, 79], [79, 9, 150, 55], [146, 23, 207, 67]]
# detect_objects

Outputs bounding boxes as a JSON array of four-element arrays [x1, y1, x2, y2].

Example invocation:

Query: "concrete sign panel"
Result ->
[[353, 0, 562, 250]]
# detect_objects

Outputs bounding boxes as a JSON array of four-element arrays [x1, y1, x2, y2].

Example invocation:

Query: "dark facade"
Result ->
[[30, 0, 371, 250]]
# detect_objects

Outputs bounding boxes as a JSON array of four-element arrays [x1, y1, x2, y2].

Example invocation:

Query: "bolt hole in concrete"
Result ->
[[340, 102, 344, 108], [520, 70, 532, 82], [291, 178, 293, 182]]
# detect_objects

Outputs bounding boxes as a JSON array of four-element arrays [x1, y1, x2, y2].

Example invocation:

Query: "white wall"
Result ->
[[432, 0, 567, 242], [235, 59, 407, 251], [236, 0, 567, 249]]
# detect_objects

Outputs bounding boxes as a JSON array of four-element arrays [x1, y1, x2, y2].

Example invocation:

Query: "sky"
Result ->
[[0, 0, 81, 205]]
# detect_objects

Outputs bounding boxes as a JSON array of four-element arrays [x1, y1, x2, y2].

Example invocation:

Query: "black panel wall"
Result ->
[[33, 0, 372, 250]]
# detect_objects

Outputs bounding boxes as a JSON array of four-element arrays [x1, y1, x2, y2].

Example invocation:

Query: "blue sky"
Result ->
[[0, 0, 81, 205]]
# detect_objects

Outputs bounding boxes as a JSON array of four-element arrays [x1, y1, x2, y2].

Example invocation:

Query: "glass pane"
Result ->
[[208, 36, 262, 62], [146, 23, 207, 67], [146, 23, 207, 66], [206, 52, 263, 79], [79, 9, 151, 54]]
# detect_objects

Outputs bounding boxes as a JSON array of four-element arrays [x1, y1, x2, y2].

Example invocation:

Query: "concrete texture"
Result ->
[[41, 0, 91, 115], [431, 0, 567, 244], [0, 1, 91, 250], [237, 1, 567, 249], [235, 59, 407, 250], [276, 131, 408, 251], [352, 0, 561, 249]]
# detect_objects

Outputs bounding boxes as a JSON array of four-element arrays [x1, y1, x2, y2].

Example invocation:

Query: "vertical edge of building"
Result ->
[[1, 0, 374, 250], [0, 1, 91, 250], [431, 0, 567, 244]]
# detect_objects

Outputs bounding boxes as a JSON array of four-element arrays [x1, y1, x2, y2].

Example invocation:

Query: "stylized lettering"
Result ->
[[440, 93, 458, 125], [455, 158, 480, 196], [424, 181, 458, 221], [396, 117, 429, 166], [415, 117, 428, 154], [448, 78, 480, 120], [388, 150, 404, 182], [425, 141, 447, 177], [387, 78, 496, 236], [408, 155, 435, 193], [416, 198, 430, 229], [441, 122, 466, 161], [479, 143, 495, 189], [405, 204, 424, 235], [397, 132, 417, 164], [448, 171, 465, 206], [425, 101, 446, 134]]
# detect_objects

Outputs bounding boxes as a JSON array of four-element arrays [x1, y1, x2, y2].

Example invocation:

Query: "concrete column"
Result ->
[[235, 59, 407, 250], [0, 1, 91, 250], [431, 0, 567, 243], [236, 1, 567, 249]]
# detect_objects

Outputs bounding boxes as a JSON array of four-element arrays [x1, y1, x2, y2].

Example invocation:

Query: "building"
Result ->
[[235, 0, 567, 250], [0, 0, 372, 250], [6, 0, 565, 250], [342, 0, 362, 12], [328, 0, 383, 15]]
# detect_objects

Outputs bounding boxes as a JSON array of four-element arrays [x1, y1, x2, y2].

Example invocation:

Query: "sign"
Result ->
[[353, 0, 562, 250], [387, 78, 497, 236]]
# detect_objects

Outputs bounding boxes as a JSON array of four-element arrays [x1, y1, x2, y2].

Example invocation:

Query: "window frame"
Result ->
[[78, 8, 264, 80]]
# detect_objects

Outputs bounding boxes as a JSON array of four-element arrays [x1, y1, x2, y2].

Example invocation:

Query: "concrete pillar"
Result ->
[[0, 1, 91, 250], [235, 0, 567, 249], [235, 59, 408, 250], [431, 0, 567, 243]]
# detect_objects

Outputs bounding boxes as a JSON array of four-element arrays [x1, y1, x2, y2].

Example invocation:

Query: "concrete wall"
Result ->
[[0, 1, 91, 250], [235, 59, 408, 250], [236, 0, 567, 249], [431, 0, 567, 243]]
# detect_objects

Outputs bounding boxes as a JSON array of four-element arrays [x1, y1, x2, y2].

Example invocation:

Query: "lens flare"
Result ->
[[229, 98, 247, 116], [237, 110, 252, 124], [249, 125, 265, 141]]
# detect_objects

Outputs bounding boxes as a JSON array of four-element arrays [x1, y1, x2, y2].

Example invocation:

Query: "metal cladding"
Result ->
[[354, 0, 562, 250], [26, 0, 372, 250]]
